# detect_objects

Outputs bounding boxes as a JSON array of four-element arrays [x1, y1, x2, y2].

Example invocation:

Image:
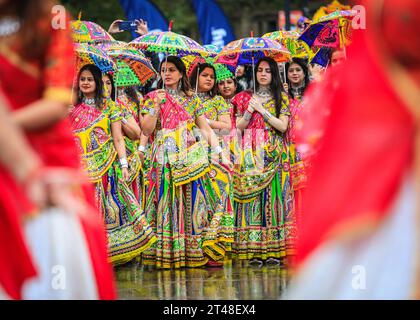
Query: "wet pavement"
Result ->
[[115, 259, 290, 300]]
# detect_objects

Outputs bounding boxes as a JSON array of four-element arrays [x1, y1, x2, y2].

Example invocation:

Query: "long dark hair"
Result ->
[[76, 64, 103, 109], [285, 58, 310, 99], [124, 86, 141, 108], [157, 56, 192, 97], [5, 0, 55, 59], [103, 73, 116, 101], [189, 63, 217, 97], [255, 57, 284, 118]]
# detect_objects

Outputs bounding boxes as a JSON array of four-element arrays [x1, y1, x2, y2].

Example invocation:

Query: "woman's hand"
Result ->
[[135, 19, 149, 36], [249, 96, 264, 114], [108, 20, 124, 34], [154, 89, 166, 106], [138, 150, 145, 165], [283, 82, 289, 92], [122, 167, 130, 182]]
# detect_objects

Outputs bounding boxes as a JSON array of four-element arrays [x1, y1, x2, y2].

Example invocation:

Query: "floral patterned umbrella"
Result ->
[[112, 60, 142, 87], [71, 20, 115, 44], [74, 43, 115, 73], [215, 37, 291, 67], [262, 31, 311, 59], [215, 37, 291, 92], [129, 30, 207, 57], [215, 37, 291, 89], [203, 44, 222, 57], [107, 47, 157, 86], [213, 63, 234, 82], [317, 9, 357, 22], [299, 10, 356, 50]]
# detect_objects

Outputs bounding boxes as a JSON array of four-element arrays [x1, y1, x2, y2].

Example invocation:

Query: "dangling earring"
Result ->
[[177, 80, 182, 91], [78, 90, 83, 99]]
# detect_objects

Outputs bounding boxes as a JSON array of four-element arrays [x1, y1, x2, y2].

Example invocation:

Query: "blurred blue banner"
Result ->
[[192, 0, 235, 49], [119, 0, 168, 38]]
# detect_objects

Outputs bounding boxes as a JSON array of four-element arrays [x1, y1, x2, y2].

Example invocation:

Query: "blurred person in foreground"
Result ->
[[0, 0, 115, 299], [284, 0, 420, 299]]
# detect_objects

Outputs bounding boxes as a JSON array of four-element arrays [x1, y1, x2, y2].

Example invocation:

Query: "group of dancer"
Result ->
[[71, 51, 313, 269], [0, 0, 320, 298], [7, 0, 418, 301]]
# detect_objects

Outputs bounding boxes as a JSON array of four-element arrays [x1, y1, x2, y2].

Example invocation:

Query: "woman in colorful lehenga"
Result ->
[[189, 62, 235, 266], [70, 64, 155, 266], [232, 57, 296, 266], [140, 56, 232, 268], [217, 73, 241, 164], [0, 0, 115, 299], [103, 74, 145, 208], [284, 58, 311, 224], [117, 86, 150, 209]]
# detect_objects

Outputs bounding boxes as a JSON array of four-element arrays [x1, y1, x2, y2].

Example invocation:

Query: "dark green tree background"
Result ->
[[60, 0, 350, 42]]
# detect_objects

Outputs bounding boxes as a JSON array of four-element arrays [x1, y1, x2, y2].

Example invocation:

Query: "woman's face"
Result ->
[[331, 50, 346, 67], [102, 75, 112, 98], [79, 70, 96, 96], [256, 61, 272, 86], [288, 63, 305, 86], [218, 78, 236, 99], [160, 62, 182, 88], [198, 67, 215, 93]]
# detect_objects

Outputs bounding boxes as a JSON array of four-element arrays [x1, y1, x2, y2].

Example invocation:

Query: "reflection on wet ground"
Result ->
[[115, 259, 290, 300]]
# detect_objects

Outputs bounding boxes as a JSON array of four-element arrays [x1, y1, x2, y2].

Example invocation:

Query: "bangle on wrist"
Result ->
[[263, 111, 273, 120], [138, 145, 146, 153], [244, 111, 252, 121], [121, 118, 128, 125], [213, 145, 223, 155], [119, 157, 128, 168]]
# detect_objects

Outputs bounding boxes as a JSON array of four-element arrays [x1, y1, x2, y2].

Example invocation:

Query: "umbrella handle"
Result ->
[[161, 52, 168, 103], [283, 63, 287, 84], [252, 56, 256, 94], [195, 65, 200, 94]]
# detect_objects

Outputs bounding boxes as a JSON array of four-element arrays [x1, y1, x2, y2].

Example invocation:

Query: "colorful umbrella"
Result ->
[[203, 44, 222, 57], [215, 37, 291, 92], [181, 55, 233, 85], [215, 37, 291, 67], [129, 31, 208, 57], [181, 55, 206, 77], [213, 63, 234, 82], [113, 60, 142, 87], [74, 43, 115, 73], [71, 20, 115, 44], [262, 31, 311, 59], [96, 41, 128, 51], [130, 21, 209, 92], [299, 9, 355, 61], [319, 10, 356, 47], [107, 47, 157, 86], [309, 47, 332, 68], [317, 9, 356, 22], [312, 0, 352, 22], [299, 19, 341, 49]]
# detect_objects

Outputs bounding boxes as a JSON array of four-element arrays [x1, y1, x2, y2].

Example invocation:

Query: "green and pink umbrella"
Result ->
[[107, 47, 157, 87]]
